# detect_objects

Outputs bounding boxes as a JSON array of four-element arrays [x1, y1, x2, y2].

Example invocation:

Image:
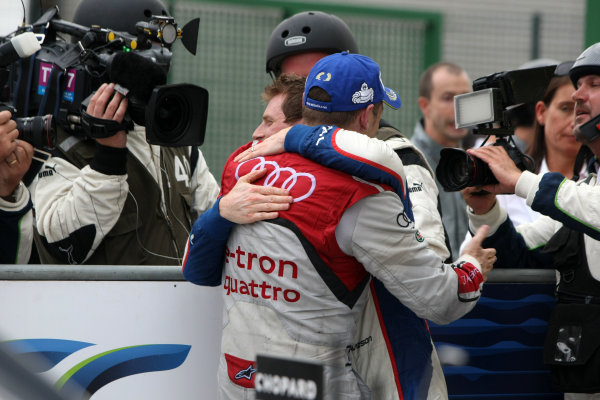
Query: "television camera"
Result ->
[[1, 6, 208, 147], [435, 65, 557, 191]]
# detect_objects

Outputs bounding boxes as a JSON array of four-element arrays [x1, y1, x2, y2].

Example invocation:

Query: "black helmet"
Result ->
[[73, 0, 170, 36], [569, 42, 600, 86], [266, 11, 358, 77]]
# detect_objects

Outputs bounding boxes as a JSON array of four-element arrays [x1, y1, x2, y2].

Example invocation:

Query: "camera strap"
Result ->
[[80, 108, 133, 138], [38, 66, 64, 118], [12, 55, 35, 117]]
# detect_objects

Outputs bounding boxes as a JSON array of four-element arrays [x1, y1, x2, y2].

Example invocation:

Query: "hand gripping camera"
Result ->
[[0, 104, 55, 149], [3, 6, 208, 147], [435, 65, 557, 191]]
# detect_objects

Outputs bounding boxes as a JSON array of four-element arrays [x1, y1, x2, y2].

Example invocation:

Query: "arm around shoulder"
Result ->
[[338, 191, 484, 325]]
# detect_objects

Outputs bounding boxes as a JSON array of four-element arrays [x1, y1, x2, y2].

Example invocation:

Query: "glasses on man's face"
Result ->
[[554, 60, 575, 77]]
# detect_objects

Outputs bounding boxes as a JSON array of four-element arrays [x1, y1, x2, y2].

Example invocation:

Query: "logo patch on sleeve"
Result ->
[[415, 231, 425, 242], [225, 353, 256, 388]]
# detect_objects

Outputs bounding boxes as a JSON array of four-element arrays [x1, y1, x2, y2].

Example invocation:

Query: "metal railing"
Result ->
[[0, 265, 556, 283]]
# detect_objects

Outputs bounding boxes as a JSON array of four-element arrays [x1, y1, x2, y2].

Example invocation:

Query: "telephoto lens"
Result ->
[[436, 141, 535, 192], [16, 115, 57, 149], [436, 148, 496, 192]]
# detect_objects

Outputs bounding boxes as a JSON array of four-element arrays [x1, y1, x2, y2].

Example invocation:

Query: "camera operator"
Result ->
[[31, 0, 219, 265], [0, 109, 34, 264], [463, 43, 600, 398]]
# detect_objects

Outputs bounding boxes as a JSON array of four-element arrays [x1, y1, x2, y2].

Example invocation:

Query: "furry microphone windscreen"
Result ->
[[108, 52, 167, 103]]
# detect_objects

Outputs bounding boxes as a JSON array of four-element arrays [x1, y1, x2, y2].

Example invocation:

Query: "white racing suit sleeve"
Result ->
[[467, 171, 600, 270], [337, 191, 483, 325], [516, 170, 600, 239], [33, 153, 128, 264]]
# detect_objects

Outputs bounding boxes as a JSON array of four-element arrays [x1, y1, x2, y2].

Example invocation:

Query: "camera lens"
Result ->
[[436, 148, 498, 192], [154, 92, 190, 143], [145, 83, 209, 147], [436, 148, 475, 191], [16, 115, 56, 149]]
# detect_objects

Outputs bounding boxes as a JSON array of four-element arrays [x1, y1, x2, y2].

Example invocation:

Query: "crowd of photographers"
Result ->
[[2, 0, 600, 398]]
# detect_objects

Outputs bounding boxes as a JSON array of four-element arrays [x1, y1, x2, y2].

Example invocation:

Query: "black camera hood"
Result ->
[[472, 65, 556, 109]]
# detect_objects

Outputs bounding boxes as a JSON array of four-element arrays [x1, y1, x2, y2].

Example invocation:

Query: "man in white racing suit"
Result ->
[[183, 52, 496, 399]]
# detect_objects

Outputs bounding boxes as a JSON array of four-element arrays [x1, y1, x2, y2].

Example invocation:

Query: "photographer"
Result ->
[[463, 44, 600, 398], [0, 109, 34, 263], [31, 0, 219, 265]]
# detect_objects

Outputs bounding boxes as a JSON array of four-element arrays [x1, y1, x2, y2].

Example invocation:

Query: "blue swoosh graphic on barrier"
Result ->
[[55, 344, 191, 398], [2, 339, 94, 372]]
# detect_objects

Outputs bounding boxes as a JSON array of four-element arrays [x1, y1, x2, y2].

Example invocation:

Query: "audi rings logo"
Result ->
[[236, 157, 316, 203]]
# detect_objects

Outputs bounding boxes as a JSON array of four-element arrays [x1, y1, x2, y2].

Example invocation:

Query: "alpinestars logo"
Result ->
[[225, 353, 256, 388], [235, 364, 257, 381]]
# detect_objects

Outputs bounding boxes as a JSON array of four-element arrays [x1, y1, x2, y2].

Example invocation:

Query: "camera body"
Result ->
[[2, 7, 207, 147], [436, 65, 556, 191]]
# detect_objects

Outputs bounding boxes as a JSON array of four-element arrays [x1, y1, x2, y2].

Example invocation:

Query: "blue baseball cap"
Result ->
[[303, 52, 402, 112]]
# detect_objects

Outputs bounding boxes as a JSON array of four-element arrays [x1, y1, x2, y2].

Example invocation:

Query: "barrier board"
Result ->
[[0, 280, 222, 399]]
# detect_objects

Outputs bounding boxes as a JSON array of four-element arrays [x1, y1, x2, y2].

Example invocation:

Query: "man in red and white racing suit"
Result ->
[[183, 53, 495, 399]]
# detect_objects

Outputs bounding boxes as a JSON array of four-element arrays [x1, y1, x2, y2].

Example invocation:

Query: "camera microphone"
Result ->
[[0, 32, 42, 67]]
